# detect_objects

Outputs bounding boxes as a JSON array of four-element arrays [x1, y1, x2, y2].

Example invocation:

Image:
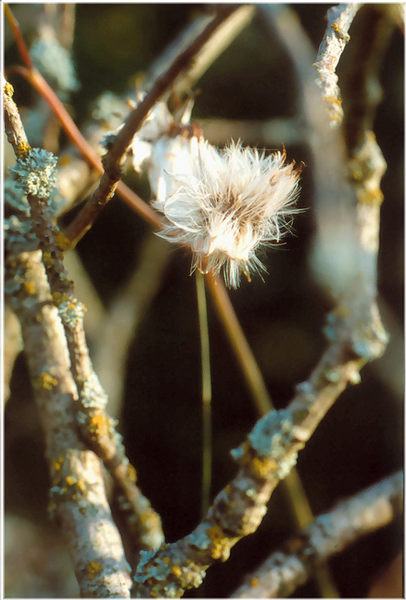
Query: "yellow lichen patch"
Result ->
[[23, 280, 36, 295], [334, 304, 351, 320], [38, 371, 58, 391], [86, 561, 102, 580], [52, 455, 64, 472], [4, 81, 14, 97], [42, 252, 54, 268], [171, 565, 182, 578], [358, 188, 384, 206], [76, 479, 86, 494], [52, 291, 67, 305], [127, 464, 137, 484], [250, 456, 278, 479], [250, 578, 259, 587], [88, 413, 110, 438], [162, 557, 170, 564], [65, 475, 76, 486], [324, 95, 342, 107], [55, 229, 72, 251], [207, 524, 231, 561], [16, 142, 31, 158]]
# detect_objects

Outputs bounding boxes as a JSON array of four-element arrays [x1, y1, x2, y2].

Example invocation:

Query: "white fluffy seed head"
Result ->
[[151, 137, 302, 288]]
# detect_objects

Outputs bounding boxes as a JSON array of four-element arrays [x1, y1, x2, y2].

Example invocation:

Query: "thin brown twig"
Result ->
[[63, 5, 239, 246], [4, 3, 33, 69]]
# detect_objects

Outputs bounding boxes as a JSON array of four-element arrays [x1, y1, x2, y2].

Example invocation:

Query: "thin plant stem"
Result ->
[[4, 3, 33, 69], [205, 273, 272, 415], [196, 271, 212, 518]]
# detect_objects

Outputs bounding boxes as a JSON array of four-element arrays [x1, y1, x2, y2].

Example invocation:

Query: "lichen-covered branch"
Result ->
[[232, 470, 403, 598], [5, 250, 132, 598], [314, 3, 361, 127], [132, 277, 387, 597], [4, 84, 164, 558]]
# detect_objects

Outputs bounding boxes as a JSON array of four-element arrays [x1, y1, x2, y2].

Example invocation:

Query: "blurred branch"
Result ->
[[343, 5, 396, 151], [3, 305, 23, 404], [262, 4, 359, 299], [93, 233, 171, 418], [232, 471, 403, 598], [206, 274, 272, 416], [59, 3, 76, 50], [314, 3, 361, 127], [198, 116, 304, 147], [147, 5, 255, 97]]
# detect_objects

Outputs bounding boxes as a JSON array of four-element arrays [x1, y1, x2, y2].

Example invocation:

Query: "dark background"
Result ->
[[5, 4, 403, 598]]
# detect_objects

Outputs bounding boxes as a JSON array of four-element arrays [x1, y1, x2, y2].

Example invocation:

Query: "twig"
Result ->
[[147, 5, 255, 97], [63, 5, 239, 246], [314, 3, 361, 127], [232, 471, 403, 598], [4, 3, 33, 69]]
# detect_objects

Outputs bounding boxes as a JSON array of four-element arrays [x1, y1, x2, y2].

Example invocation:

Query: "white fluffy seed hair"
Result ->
[[153, 138, 302, 288]]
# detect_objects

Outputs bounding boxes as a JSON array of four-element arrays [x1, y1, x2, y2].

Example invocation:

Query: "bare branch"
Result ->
[[232, 471, 403, 598], [93, 233, 171, 418], [198, 116, 305, 147]]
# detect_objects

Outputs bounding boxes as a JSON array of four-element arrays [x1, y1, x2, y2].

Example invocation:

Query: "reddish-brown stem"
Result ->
[[4, 3, 33, 69]]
